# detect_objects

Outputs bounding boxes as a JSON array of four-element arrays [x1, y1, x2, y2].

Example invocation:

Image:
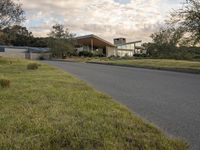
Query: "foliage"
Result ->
[[78, 51, 93, 57], [169, 0, 200, 45], [27, 63, 39, 70], [0, 25, 50, 47], [146, 0, 200, 60], [133, 53, 148, 58], [92, 50, 104, 57], [144, 42, 200, 60], [48, 24, 76, 58], [48, 38, 75, 58], [0, 25, 33, 46], [0, 0, 25, 28], [0, 78, 10, 88], [150, 26, 184, 47]]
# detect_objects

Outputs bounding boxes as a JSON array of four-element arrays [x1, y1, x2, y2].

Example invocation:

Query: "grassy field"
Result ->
[[88, 58, 200, 73], [0, 57, 188, 149]]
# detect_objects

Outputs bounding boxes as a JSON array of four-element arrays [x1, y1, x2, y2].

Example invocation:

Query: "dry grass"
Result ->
[[0, 57, 188, 150], [89, 58, 200, 73]]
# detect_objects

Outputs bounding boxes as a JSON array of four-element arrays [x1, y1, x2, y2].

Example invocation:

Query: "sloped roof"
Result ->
[[0, 45, 50, 53], [76, 34, 115, 48]]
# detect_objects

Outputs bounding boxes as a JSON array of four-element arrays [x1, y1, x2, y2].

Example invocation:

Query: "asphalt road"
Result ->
[[45, 61, 200, 149]]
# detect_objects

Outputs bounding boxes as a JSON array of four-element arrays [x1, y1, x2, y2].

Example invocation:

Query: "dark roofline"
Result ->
[[76, 34, 115, 47], [117, 40, 142, 46], [0, 45, 50, 52], [114, 38, 126, 40]]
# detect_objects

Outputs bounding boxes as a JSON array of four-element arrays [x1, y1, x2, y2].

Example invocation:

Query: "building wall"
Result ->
[[0, 48, 27, 59], [30, 53, 50, 60], [106, 46, 116, 57], [114, 38, 126, 45], [117, 43, 135, 50], [0, 47, 50, 60], [116, 49, 133, 57]]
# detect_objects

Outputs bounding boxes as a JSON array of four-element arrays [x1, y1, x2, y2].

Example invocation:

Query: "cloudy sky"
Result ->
[[17, 0, 184, 42]]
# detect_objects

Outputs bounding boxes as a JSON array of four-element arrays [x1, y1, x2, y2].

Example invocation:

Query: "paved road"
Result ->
[[45, 61, 200, 149]]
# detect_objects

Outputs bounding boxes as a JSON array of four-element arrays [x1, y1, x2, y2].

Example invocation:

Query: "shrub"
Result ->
[[27, 63, 39, 70], [0, 78, 10, 88], [39, 56, 45, 60], [78, 51, 93, 57], [134, 53, 147, 58], [93, 51, 105, 57]]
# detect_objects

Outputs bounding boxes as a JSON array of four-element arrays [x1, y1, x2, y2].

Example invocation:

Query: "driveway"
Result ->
[[45, 61, 200, 149]]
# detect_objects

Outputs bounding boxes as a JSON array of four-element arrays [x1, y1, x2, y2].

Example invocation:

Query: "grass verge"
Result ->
[[88, 58, 200, 73], [0, 57, 188, 149]]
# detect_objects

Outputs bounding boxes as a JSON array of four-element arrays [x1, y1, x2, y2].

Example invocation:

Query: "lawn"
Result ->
[[88, 58, 200, 73], [0, 57, 188, 149]]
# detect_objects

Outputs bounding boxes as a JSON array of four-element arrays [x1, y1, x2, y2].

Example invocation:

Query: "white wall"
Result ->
[[0, 47, 50, 60], [30, 53, 50, 60], [5, 48, 27, 53], [106, 46, 116, 57], [116, 49, 133, 57], [0, 48, 27, 59]]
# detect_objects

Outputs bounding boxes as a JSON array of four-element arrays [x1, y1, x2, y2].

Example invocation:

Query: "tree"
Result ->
[[0, 0, 25, 28], [144, 25, 185, 58], [150, 26, 184, 47], [48, 24, 76, 58], [0, 25, 33, 46], [170, 0, 200, 45]]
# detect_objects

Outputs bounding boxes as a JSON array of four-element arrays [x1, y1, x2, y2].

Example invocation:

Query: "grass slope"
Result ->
[[0, 57, 188, 150], [89, 58, 200, 73]]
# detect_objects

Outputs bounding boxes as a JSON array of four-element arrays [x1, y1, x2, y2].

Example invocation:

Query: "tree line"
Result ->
[[144, 0, 200, 60]]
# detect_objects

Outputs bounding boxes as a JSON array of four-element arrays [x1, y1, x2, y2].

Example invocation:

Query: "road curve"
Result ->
[[45, 61, 200, 149]]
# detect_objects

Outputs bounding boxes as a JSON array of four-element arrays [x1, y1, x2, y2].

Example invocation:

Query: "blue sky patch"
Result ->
[[114, 0, 131, 4]]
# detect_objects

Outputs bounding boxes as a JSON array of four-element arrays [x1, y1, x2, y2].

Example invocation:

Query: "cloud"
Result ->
[[17, 0, 182, 42]]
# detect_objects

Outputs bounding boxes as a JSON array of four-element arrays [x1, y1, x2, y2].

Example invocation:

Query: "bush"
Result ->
[[93, 51, 105, 57], [78, 51, 93, 57], [27, 63, 40, 70], [0, 78, 10, 88], [39, 56, 45, 60], [134, 53, 148, 58]]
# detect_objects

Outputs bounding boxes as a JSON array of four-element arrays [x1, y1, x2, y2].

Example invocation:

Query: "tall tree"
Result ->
[[0, 0, 25, 28], [1, 25, 33, 46], [48, 24, 76, 58], [151, 26, 184, 47], [170, 0, 200, 45]]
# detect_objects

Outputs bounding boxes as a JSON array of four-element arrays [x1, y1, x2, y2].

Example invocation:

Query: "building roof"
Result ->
[[117, 40, 142, 46], [76, 34, 115, 48], [0, 45, 50, 53]]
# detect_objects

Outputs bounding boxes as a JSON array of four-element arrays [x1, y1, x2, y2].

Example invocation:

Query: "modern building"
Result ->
[[76, 35, 146, 57], [114, 38, 146, 57], [76, 34, 116, 57], [0, 45, 51, 60]]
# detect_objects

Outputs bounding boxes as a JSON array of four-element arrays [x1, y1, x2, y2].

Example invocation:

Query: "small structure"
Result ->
[[0, 45, 51, 60]]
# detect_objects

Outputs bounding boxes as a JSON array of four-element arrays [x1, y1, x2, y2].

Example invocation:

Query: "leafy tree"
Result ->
[[29, 37, 49, 47], [0, 25, 33, 46], [170, 0, 200, 45], [48, 24, 76, 58], [148, 26, 184, 56], [150, 26, 184, 47], [0, 0, 25, 28], [146, 0, 200, 59]]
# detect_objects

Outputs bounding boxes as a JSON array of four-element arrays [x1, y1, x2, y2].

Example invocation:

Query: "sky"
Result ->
[[16, 0, 184, 43]]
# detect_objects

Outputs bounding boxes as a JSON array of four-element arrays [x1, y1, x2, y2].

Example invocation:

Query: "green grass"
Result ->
[[0, 57, 188, 149], [89, 58, 200, 73]]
